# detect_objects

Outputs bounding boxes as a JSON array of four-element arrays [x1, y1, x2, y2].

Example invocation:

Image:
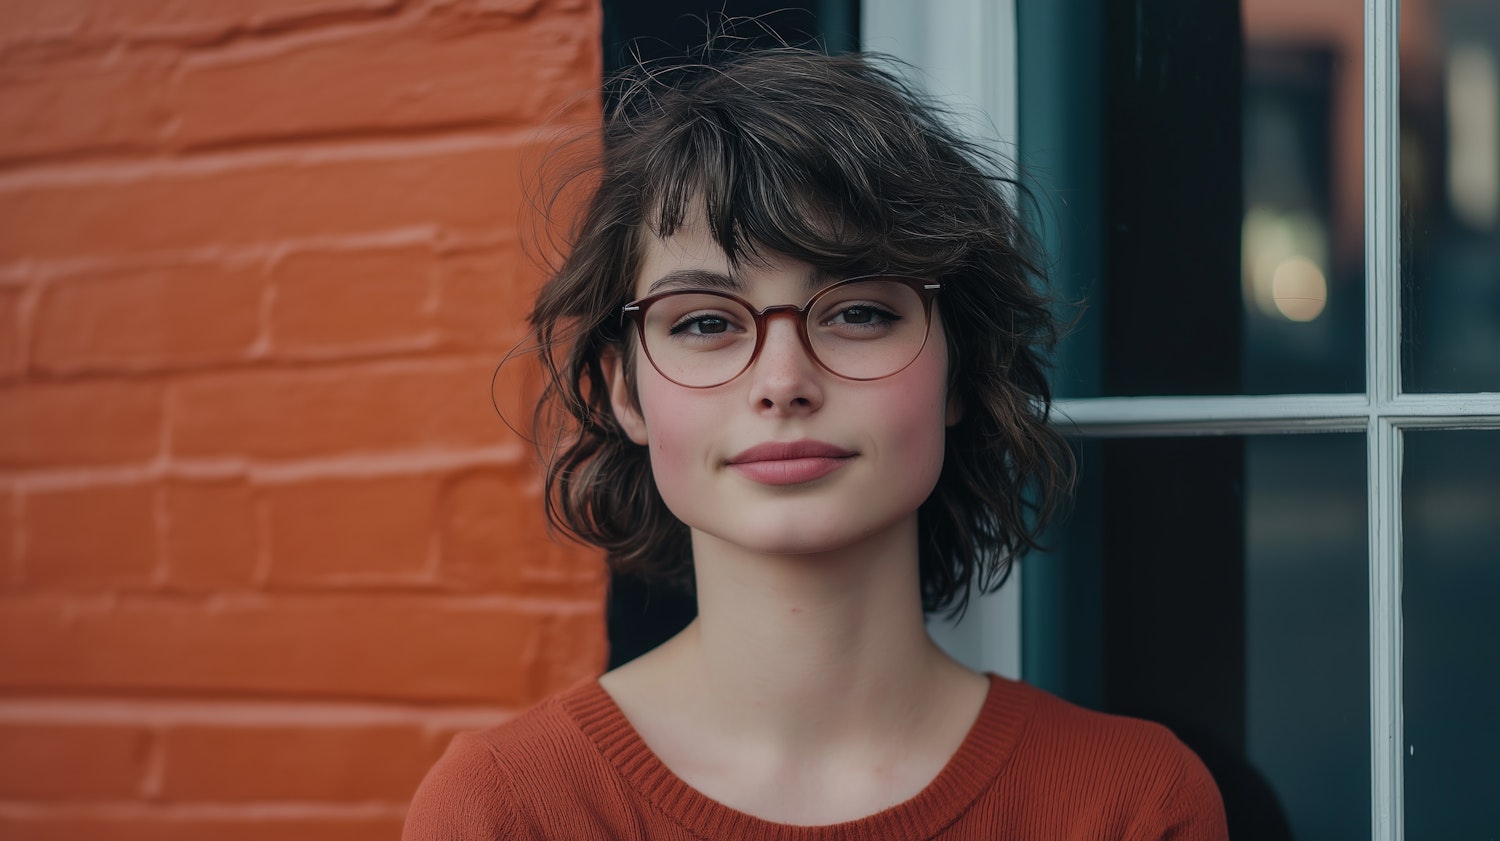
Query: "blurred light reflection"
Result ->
[[1445, 43, 1499, 230], [1241, 204, 1331, 322], [1271, 256, 1328, 321]]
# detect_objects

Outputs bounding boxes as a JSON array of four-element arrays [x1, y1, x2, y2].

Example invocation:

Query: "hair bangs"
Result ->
[[636, 95, 904, 276]]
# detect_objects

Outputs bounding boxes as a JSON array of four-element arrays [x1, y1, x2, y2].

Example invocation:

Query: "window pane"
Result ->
[[1403, 430, 1500, 835], [1025, 433, 1369, 840], [1241, 1, 1366, 395], [1028, 1, 1365, 397], [1401, 1, 1500, 392]]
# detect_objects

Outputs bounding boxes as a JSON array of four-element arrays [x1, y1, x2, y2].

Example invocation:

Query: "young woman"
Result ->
[[404, 47, 1228, 839]]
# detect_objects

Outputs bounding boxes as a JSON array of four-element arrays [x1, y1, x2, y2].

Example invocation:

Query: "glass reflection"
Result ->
[[1027, 433, 1369, 839], [1403, 430, 1500, 836], [1402, 0, 1500, 392], [1241, 1, 1366, 394], [1036, 1, 1368, 398]]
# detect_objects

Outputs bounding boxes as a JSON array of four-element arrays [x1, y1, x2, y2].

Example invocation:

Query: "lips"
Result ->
[[725, 440, 857, 486]]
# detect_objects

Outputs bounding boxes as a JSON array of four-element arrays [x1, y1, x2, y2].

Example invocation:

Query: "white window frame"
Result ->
[[868, 1, 1500, 837], [862, 0, 1024, 682]]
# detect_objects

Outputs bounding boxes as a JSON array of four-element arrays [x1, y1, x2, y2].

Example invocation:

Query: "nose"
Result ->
[[746, 309, 824, 413]]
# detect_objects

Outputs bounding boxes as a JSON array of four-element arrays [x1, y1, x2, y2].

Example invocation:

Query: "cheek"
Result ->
[[892, 383, 950, 491], [874, 344, 952, 497], [632, 375, 711, 502]]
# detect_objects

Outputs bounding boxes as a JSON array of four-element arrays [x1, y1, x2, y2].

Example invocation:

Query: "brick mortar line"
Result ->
[[155, 0, 427, 62], [0, 0, 414, 57], [0, 698, 522, 728], [0, 0, 579, 64], [8, 344, 521, 387], [0, 126, 563, 190], [138, 728, 167, 800], [15, 341, 526, 385], [0, 591, 602, 613], [5, 491, 20, 587], [0, 445, 533, 491], [0, 225, 518, 284], [8, 349, 526, 385], [0, 800, 411, 819], [0, 105, 594, 178]]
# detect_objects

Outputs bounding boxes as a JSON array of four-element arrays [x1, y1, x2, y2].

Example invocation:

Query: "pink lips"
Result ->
[[725, 440, 857, 486]]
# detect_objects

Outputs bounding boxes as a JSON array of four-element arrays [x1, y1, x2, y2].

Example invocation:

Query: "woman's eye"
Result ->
[[670, 314, 737, 335], [829, 305, 900, 326]]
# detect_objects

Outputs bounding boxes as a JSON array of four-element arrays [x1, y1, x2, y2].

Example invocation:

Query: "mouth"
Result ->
[[725, 440, 857, 486]]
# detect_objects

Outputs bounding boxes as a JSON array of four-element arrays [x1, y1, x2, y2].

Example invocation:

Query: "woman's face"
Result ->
[[608, 217, 956, 558]]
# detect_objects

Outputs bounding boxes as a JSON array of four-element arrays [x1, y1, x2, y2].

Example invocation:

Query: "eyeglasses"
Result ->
[[620, 275, 941, 388]]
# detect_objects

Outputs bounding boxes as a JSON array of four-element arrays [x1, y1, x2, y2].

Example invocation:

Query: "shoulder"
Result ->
[[402, 682, 603, 841], [1002, 679, 1229, 839]]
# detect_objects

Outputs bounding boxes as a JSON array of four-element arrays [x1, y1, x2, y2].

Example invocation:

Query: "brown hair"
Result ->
[[528, 47, 1072, 618]]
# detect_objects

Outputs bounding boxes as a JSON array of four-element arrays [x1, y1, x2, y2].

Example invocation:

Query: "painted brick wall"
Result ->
[[0, 1, 608, 838]]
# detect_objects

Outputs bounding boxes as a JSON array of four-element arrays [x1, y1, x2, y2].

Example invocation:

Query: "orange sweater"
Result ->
[[403, 674, 1228, 840]]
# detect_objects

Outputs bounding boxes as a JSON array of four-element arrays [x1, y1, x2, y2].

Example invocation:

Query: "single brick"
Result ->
[[0, 722, 151, 799], [265, 474, 437, 585], [0, 53, 174, 164], [0, 287, 23, 380], [0, 813, 404, 841], [0, 142, 533, 261], [159, 722, 429, 801], [269, 243, 435, 353], [163, 479, 259, 590], [22, 484, 158, 589], [0, 594, 556, 703], [171, 13, 596, 147], [170, 359, 508, 459], [31, 261, 263, 375], [0, 380, 163, 467]]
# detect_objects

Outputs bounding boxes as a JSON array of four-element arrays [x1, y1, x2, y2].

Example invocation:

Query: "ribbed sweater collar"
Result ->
[[561, 673, 1036, 840]]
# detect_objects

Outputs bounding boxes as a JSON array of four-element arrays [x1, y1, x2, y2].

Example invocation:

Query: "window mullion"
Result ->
[[1052, 393, 1500, 437], [1365, 0, 1404, 839]]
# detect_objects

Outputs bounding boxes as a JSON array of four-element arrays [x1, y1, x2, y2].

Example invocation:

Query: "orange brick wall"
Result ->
[[0, 2, 608, 838]]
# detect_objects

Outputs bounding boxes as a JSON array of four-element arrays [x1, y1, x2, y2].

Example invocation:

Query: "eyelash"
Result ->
[[668, 312, 743, 336], [823, 304, 902, 327]]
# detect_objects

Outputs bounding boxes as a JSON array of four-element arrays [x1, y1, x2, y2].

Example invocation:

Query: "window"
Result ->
[[1001, 0, 1499, 838]]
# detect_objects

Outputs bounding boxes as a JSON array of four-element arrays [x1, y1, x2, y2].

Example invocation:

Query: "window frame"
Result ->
[[862, 0, 1025, 682]]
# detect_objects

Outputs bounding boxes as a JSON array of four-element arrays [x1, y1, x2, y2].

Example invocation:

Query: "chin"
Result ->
[[690, 504, 919, 559]]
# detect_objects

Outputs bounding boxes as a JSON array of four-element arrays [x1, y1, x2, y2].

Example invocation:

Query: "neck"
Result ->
[[653, 514, 967, 750]]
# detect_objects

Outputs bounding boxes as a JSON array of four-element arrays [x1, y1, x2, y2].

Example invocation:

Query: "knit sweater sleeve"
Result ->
[[402, 731, 534, 841], [1127, 734, 1230, 841]]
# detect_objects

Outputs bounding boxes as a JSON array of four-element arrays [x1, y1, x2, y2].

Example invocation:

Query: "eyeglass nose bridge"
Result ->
[[741, 302, 827, 379]]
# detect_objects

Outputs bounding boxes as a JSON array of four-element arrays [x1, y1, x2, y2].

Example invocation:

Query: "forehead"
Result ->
[[633, 215, 838, 300], [634, 214, 727, 285]]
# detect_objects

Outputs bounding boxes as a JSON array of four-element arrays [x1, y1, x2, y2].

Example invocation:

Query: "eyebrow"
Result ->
[[644, 267, 840, 296], [645, 269, 741, 295]]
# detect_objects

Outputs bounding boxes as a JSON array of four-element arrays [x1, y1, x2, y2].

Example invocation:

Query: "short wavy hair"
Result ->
[[528, 47, 1072, 618]]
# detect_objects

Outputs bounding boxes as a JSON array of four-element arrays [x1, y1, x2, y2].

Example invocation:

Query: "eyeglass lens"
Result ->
[[637, 278, 931, 387]]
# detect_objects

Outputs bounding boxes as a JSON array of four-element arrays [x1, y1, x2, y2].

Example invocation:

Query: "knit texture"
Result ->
[[403, 674, 1228, 840]]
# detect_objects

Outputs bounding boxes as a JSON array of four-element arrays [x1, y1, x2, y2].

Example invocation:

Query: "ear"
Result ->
[[945, 391, 964, 427], [602, 348, 650, 445]]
